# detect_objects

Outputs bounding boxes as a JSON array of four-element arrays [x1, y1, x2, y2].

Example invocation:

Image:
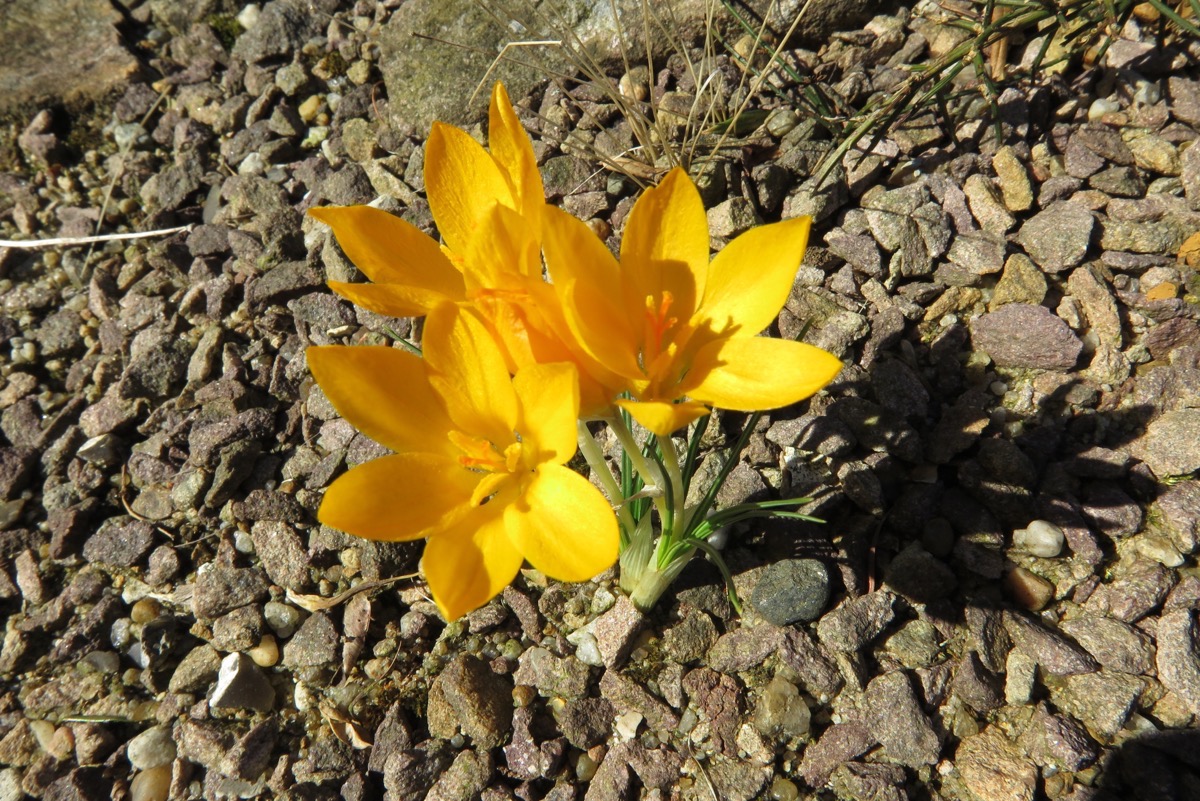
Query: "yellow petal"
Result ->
[[327, 280, 449, 318], [423, 304, 518, 444], [621, 168, 709, 319], [488, 83, 544, 223], [513, 362, 579, 464], [459, 202, 542, 291], [423, 501, 523, 621], [306, 345, 455, 456], [425, 122, 515, 254], [542, 207, 642, 379], [616, 399, 711, 437], [505, 464, 619, 581], [319, 453, 477, 541], [684, 336, 842, 411], [309, 206, 465, 299], [698, 215, 810, 336]]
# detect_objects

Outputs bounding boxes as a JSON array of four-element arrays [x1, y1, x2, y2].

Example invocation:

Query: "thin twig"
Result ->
[[0, 224, 194, 250]]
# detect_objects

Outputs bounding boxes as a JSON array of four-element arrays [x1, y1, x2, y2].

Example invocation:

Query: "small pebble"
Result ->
[[264, 601, 303, 639], [1012, 520, 1065, 557], [247, 634, 279, 667], [130, 598, 162, 625], [1135, 534, 1185, 568], [575, 753, 598, 782], [129, 765, 172, 801], [126, 726, 176, 770], [1004, 566, 1056, 611]]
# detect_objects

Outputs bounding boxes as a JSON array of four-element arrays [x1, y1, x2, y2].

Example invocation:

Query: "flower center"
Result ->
[[642, 291, 679, 365], [448, 430, 522, 474]]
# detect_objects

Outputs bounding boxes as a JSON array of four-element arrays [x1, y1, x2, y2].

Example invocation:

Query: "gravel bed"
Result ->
[[1, 1, 1200, 800]]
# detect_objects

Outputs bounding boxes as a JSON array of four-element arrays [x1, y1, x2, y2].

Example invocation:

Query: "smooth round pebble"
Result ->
[[750, 559, 831, 626], [1135, 534, 1185, 568], [575, 753, 598, 782], [126, 726, 176, 770], [264, 601, 303, 639], [130, 765, 172, 801], [247, 634, 279, 667], [1012, 520, 1065, 558], [130, 598, 162, 625]]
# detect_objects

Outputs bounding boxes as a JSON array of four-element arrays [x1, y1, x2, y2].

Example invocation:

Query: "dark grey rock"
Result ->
[[884, 544, 957, 604], [513, 647, 591, 700], [553, 697, 615, 750], [169, 644, 223, 694], [1003, 612, 1097, 676], [82, 517, 154, 568], [1156, 609, 1200, 716], [864, 670, 940, 768], [1015, 202, 1094, 273], [383, 745, 451, 801], [1084, 559, 1175, 623], [426, 654, 513, 749], [282, 610, 338, 667], [1059, 615, 1154, 675], [1130, 409, 1200, 477], [210, 652, 275, 711], [192, 566, 270, 620], [591, 594, 644, 669], [426, 750, 493, 801], [750, 559, 831, 626], [661, 608, 718, 663], [969, 303, 1083, 371], [953, 652, 1004, 713], [1154, 480, 1200, 554], [816, 591, 895, 652], [232, 0, 322, 63], [681, 666, 742, 756], [248, 520, 309, 591], [799, 722, 876, 788], [211, 605, 266, 653], [0, 0, 139, 116]]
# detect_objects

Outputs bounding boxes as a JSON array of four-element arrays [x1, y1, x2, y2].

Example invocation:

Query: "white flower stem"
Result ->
[[606, 414, 669, 526], [576, 420, 634, 534]]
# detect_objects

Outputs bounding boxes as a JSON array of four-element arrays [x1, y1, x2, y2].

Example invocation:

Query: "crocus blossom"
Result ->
[[306, 303, 619, 620], [542, 167, 844, 435], [308, 83, 616, 416]]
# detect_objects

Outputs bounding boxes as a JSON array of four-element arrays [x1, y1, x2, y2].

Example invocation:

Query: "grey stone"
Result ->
[[1085, 559, 1175, 623], [513, 647, 591, 700], [82, 517, 154, 568], [1059, 616, 1154, 675], [590, 594, 644, 668], [193, 566, 270, 620], [553, 697, 615, 749], [231, 0, 322, 63], [1074, 123, 1135, 165], [956, 727, 1037, 801], [750, 559, 831, 626], [1130, 409, 1200, 477], [864, 670, 940, 768], [1026, 707, 1097, 772], [210, 653, 275, 711], [1089, 165, 1146, 197], [168, 644, 223, 694], [991, 145, 1034, 211], [1053, 669, 1143, 741], [706, 625, 781, 673], [1157, 609, 1200, 716], [1079, 481, 1142, 540], [248, 521, 309, 591], [884, 543, 957, 603], [1015, 202, 1094, 273], [799, 722, 876, 788], [661, 608, 718, 663], [211, 605, 266, 653], [281, 610, 338, 667], [953, 651, 1004, 712], [816, 591, 895, 652], [1003, 612, 1097, 676], [384, 745, 451, 801], [0, 0, 139, 115], [1154, 480, 1200, 554], [126, 726, 176, 771], [426, 750, 492, 801], [426, 654, 513, 749], [969, 303, 1083, 371]]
